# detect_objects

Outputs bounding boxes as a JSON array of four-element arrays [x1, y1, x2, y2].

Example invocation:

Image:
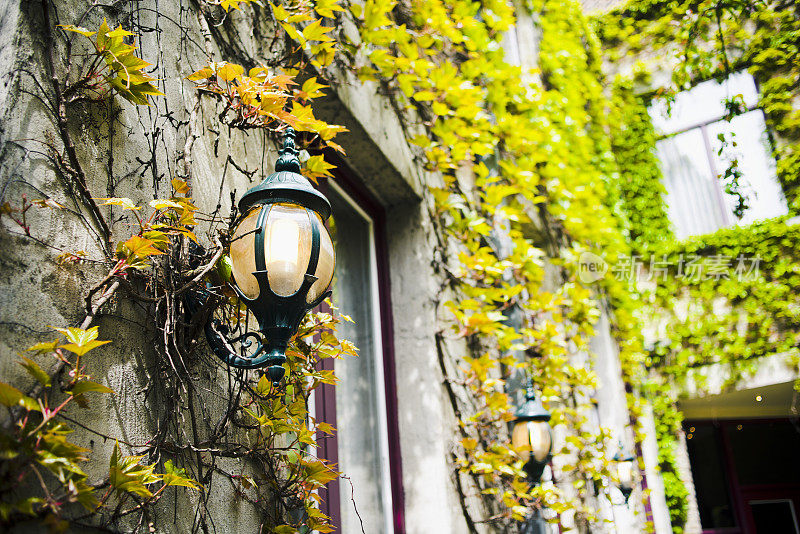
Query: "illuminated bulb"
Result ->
[[617, 459, 634, 488], [267, 217, 300, 271], [512, 420, 552, 463], [755, 395, 763, 402]]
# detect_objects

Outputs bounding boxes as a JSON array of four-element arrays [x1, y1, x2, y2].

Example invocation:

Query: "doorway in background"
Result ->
[[684, 418, 800, 534]]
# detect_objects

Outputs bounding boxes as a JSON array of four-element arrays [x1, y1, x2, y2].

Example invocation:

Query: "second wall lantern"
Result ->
[[612, 444, 636, 504], [512, 380, 553, 484]]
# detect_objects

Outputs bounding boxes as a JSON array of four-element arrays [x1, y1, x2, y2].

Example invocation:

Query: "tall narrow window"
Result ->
[[649, 72, 788, 239], [313, 173, 402, 533]]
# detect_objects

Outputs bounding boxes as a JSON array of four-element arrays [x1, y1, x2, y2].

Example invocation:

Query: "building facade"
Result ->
[[4, 0, 796, 533]]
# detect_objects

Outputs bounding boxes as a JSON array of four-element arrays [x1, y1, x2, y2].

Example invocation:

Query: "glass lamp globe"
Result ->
[[617, 456, 634, 488], [230, 203, 334, 303], [512, 419, 553, 463], [613, 446, 636, 503]]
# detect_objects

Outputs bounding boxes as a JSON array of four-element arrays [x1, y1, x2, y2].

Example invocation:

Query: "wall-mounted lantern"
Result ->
[[204, 128, 335, 387], [512, 380, 553, 484], [612, 444, 635, 504]]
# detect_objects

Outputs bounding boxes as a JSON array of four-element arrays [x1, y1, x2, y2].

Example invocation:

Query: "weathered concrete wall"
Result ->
[[0, 1, 279, 531]]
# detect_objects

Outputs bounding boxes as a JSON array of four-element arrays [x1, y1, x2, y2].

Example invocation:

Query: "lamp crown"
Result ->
[[237, 127, 331, 219], [515, 379, 551, 423], [275, 127, 302, 173]]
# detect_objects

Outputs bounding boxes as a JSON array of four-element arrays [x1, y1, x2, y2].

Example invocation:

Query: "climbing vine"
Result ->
[[1, 4, 354, 532], [2, 0, 656, 530], [350, 0, 657, 529], [593, 0, 800, 211]]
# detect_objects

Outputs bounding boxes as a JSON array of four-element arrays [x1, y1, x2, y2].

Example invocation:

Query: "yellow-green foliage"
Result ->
[[593, 0, 800, 210], [350, 0, 655, 526], [25, 0, 800, 531], [593, 2, 800, 531], [607, 77, 673, 252], [0, 327, 200, 525]]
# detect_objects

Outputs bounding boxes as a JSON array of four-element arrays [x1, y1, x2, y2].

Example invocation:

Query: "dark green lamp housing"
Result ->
[[512, 381, 553, 483], [206, 128, 335, 387]]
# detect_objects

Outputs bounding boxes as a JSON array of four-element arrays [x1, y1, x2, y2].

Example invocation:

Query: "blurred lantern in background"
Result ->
[[512, 379, 553, 483]]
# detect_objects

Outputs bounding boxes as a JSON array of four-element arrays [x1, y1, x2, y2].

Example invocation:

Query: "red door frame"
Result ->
[[313, 159, 406, 533]]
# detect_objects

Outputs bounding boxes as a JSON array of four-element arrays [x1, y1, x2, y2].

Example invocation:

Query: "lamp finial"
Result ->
[[275, 127, 301, 173]]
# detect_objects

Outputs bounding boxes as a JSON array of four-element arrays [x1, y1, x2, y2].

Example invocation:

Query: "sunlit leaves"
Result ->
[[161, 460, 202, 490], [188, 62, 347, 149], [109, 441, 161, 498], [303, 154, 336, 181], [315, 0, 345, 18], [31, 198, 65, 209], [71, 380, 114, 396], [35, 423, 97, 509], [218, 62, 245, 82], [171, 178, 190, 196], [343, 0, 652, 522], [1, 299, 203, 523], [207, 306, 355, 533], [301, 458, 338, 486], [218, 0, 260, 12], [53, 326, 111, 357], [62, 19, 163, 105], [0, 382, 25, 408], [296, 77, 327, 101], [98, 197, 141, 211], [58, 24, 96, 37], [302, 19, 335, 42], [27, 340, 60, 354], [149, 199, 183, 210], [267, 0, 342, 68], [594, 2, 800, 523], [116, 235, 164, 270]]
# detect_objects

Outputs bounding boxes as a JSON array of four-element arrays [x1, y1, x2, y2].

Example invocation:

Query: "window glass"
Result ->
[[649, 72, 787, 239], [685, 423, 737, 528], [649, 72, 759, 134], [656, 129, 730, 238], [706, 110, 787, 225], [328, 185, 392, 534]]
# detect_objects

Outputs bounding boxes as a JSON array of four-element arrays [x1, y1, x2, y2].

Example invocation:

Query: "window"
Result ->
[[649, 72, 788, 239], [312, 170, 403, 533]]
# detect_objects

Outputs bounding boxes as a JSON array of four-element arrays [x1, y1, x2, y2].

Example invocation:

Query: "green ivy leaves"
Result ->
[[61, 19, 163, 105]]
